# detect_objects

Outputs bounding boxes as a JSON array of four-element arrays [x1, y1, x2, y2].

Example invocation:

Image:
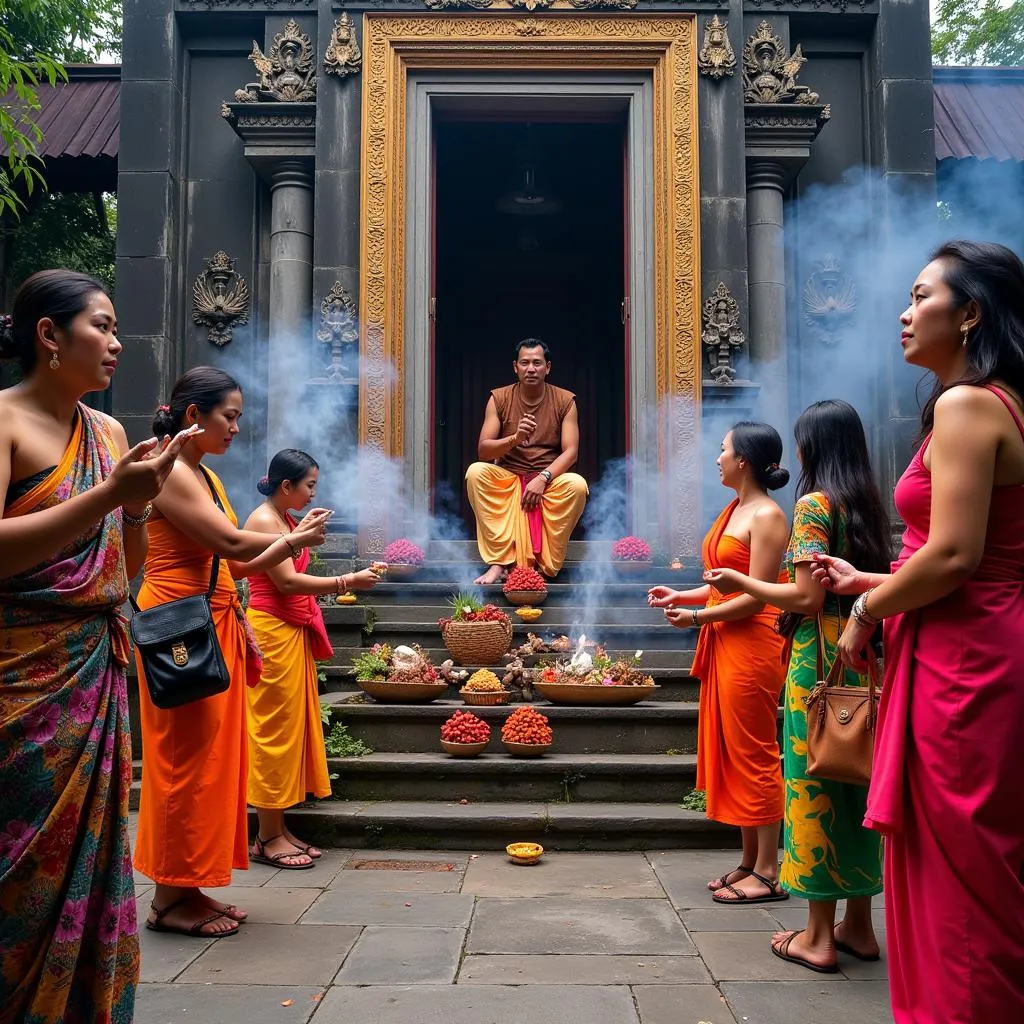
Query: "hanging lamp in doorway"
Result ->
[[495, 123, 562, 218]]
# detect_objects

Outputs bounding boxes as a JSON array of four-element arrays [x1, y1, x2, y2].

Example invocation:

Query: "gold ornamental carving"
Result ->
[[324, 13, 362, 79], [192, 250, 250, 348], [698, 15, 735, 80], [359, 14, 702, 555], [425, 0, 494, 8], [509, 0, 553, 9], [742, 20, 819, 105], [234, 19, 316, 103]]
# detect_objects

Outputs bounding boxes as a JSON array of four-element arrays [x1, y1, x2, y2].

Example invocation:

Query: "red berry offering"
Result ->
[[503, 567, 547, 594], [440, 710, 491, 744]]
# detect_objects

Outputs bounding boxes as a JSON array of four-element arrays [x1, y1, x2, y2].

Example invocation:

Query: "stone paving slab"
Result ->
[[323, 868, 464, 893], [722, 980, 893, 1023], [262, 848, 353, 887], [135, 983, 324, 1024], [682, 907, 779, 932], [647, 850, 750, 909], [334, 925, 465, 984], [312, 984, 641, 1024], [769, 904, 887, 935], [176, 924, 361, 986], [692, 932, 846, 983], [138, 927, 217, 983], [463, 851, 663, 898], [196, 885, 322, 924], [468, 897, 696, 955], [301, 890, 475, 927], [458, 954, 712, 985], [632, 984, 740, 1024]]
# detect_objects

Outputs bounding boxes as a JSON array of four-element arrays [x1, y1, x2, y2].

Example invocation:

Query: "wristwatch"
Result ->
[[540, 470, 553, 483]]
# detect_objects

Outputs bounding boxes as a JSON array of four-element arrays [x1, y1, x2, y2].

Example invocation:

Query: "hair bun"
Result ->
[[256, 476, 274, 496], [766, 465, 791, 491]]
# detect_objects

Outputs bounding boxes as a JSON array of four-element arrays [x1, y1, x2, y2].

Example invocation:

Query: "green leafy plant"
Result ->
[[316, 660, 329, 691], [363, 605, 378, 635], [352, 644, 390, 681], [448, 591, 482, 619], [681, 788, 707, 812], [319, 701, 332, 725], [324, 719, 373, 757], [307, 550, 328, 576]]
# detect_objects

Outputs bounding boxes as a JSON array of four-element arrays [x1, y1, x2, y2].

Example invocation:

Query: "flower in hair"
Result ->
[[0, 314, 12, 332], [158, 404, 170, 413]]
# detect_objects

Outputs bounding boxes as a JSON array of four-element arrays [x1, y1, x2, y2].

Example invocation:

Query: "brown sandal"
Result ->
[[706, 864, 753, 892], [146, 897, 239, 938], [250, 834, 314, 870], [770, 930, 839, 974], [712, 869, 790, 905]]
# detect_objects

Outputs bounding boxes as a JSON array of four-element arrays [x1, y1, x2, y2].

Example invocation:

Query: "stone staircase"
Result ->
[[129, 539, 750, 850]]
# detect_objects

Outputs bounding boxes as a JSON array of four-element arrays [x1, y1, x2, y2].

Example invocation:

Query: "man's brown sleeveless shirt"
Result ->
[[491, 383, 576, 475]]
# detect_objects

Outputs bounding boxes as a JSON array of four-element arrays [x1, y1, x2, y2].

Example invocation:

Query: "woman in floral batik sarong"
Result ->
[[0, 270, 188, 1024]]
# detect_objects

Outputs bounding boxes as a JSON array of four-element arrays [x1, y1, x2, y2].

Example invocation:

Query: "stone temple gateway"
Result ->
[[116, 1, 933, 555]]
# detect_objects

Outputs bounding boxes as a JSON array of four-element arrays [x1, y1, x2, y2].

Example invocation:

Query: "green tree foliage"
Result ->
[[1, 0, 122, 62], [933, 1, 1024, 66]]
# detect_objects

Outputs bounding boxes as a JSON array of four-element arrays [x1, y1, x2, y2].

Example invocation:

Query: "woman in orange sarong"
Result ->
[[0, 270, 188, 1023], [239, 449, 383, 869], [133, 368, 331, 938], [649, 422, 790, 904]]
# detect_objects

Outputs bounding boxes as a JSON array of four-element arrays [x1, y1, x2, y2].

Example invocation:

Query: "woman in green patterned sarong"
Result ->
[[703, 400, 891, 974]]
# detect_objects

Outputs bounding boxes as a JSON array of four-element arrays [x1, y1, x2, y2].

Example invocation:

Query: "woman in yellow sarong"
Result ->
[[0, 269, 189, 1022], [134, 370, 332, 938], [239, 449, 383, 868]]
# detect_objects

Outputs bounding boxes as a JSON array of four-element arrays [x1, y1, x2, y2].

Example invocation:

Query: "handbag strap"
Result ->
[[126, 463, 224, 613]]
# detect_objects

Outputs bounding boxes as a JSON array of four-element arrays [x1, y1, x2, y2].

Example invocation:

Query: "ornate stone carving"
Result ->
[[359, 14, 701, 555], [512, 18, 544, 33], [324, 13, 362, 78], [192, 251, 250, 348], [803, 254, 856, 347], [701, 283, 745, 383], [698, 15, 736, 79], [425, 0, 493, 8], [569, 0, 639, 9], [317, 281, 360, 377], [742, 21, 820, 105], [509, 0, 553, 10], [747, 1, 873, 12], [233, 19, 316, 103]]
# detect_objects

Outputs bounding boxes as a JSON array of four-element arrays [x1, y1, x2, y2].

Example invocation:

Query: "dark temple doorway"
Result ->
[[432, 116, 628, 530]]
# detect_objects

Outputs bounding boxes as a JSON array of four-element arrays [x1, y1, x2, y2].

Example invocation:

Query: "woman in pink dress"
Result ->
[[815, 241, 1024, 1022]]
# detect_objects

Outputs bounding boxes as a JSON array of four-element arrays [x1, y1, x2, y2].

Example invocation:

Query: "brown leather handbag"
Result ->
[[802, 616, 881, 787]]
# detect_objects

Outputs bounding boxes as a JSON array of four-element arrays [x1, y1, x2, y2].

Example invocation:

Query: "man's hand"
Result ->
[[521, 474, 547, 510], [514, 414, 537, 446]]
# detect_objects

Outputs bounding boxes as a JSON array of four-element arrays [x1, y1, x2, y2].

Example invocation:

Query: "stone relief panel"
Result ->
[[233, 19, 316, 102], [803, 254, 857, 347], [324, 14, 363, 78], [193, 250, 250, 348], [698, 15, 735, 80], [742, 20, 820, 104], [317, 281, 360, 377], [701, 282, 745, 383]]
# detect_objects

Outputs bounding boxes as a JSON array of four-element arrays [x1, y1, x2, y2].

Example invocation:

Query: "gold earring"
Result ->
[[49, 352, 60, 370], [961, 323, 970, 348]]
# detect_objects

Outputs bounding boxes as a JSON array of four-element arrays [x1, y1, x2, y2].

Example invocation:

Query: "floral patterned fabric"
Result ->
[[0, 406, 139, 1023], [778, 492, 883, 901]]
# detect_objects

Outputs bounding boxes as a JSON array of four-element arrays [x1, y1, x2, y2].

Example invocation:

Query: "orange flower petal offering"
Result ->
[[500, 706, 553, 745], [464, 669, 504, 692]]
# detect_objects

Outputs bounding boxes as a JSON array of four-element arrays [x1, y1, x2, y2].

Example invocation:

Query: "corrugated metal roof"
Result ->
[[1, 64, 119, 160], [934, 66, 1024, 163]]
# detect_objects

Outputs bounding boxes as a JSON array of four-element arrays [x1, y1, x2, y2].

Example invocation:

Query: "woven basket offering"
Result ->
[[459, 688, 511, 706], [441, 618, 512, 665]]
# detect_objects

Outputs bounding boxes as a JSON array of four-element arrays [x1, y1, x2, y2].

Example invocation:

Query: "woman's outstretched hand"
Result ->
[[288, 508, 333, 549], [664, 607, 692, 628], [837, 615, 875, 672], [647, 585, 678, 608], [348, 567, 382, 591], [809, 553, 869, 596], [109, 425, 201, 507], [703, 567, 742, 594]]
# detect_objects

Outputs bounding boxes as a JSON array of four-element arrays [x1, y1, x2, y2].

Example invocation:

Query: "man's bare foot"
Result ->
[[147, 895, 239, 937], [199, 892, 248, 921], [251, 834, 313, 868], [474, 564, 505, 585], [283, 828, 322, 859], [770, 929, 838, 972], [833, 919, 881, 960]]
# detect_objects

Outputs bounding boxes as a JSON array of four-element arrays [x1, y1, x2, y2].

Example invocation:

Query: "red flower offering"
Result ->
[[382, 539, 426, 566], [611, 536, 651, 562]]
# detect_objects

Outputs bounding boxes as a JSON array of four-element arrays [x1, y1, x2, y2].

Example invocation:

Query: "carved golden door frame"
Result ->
[[358, 13, 701, 553]]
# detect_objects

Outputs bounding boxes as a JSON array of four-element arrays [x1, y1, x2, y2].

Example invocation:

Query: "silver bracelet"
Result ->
[[122, 503, 153, 529], [852, 589, 880, 626], [691, 608, 700, 627]]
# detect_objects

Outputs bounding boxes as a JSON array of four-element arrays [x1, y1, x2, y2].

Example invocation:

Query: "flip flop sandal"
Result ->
[[706, 864, 753, 892], [202, 899, 247, 922], [770, 930, 839, 974], [834, 939, 881, 962], [290, 842, 323, 860], [146, 898, 239, 938], [251, 834, 315, 870], [712, 869, 790, 905]]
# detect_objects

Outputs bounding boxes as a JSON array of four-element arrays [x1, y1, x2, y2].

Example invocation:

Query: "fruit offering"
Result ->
[[611, 536, 651, 561], [438, 592, 512, 630], [464, 669, 504, 692], [335, 593, 358, 605], [440, 710, 491, 745], [381, 539, 426, 566], [501, 706, 553, 745], [515, 607, 543, 622], [503, 566, 547, 594]]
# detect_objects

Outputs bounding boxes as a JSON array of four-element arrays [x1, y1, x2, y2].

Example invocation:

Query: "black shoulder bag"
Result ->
[[129, 466, 231, 709]]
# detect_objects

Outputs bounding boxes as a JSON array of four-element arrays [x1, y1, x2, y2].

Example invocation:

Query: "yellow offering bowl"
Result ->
[[506, 842, 544, 865]]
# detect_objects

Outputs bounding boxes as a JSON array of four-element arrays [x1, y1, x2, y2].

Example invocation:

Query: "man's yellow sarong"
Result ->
[[245, 609, 331, 809], [465, 462, 588, 577]]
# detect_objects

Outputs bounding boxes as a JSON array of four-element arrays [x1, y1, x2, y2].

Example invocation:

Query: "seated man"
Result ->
[[466, 338, 588, 584]]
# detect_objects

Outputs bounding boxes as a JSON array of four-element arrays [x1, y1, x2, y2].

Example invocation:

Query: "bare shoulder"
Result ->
[[754, 498, 788, 527], [934, 384, 1004, 418], [243, 503, 278, 532]]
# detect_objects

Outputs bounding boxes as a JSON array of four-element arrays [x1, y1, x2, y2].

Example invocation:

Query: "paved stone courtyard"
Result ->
[[133, 834, 893, 1024]]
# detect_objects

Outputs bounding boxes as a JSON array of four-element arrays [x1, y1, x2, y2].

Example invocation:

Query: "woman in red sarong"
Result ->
[[0, 270, 189, 1023], [133, 368, 332, 938], [649, 422, 790, 904], [239, 449, 382, 869], [818, 241, 1024, 1023]]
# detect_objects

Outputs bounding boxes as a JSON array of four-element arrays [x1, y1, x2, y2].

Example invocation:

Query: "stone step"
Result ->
[[365, 604, 680, 626], [320, 561, 692, 586], [327, 752, 699, 803], [326, 699, 703, 754], [327, 646, 695, 670], [258, 800, 733, 851]]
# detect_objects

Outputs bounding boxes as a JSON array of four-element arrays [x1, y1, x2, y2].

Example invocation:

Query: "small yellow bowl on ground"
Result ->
[[506, 842, 544, 866]]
